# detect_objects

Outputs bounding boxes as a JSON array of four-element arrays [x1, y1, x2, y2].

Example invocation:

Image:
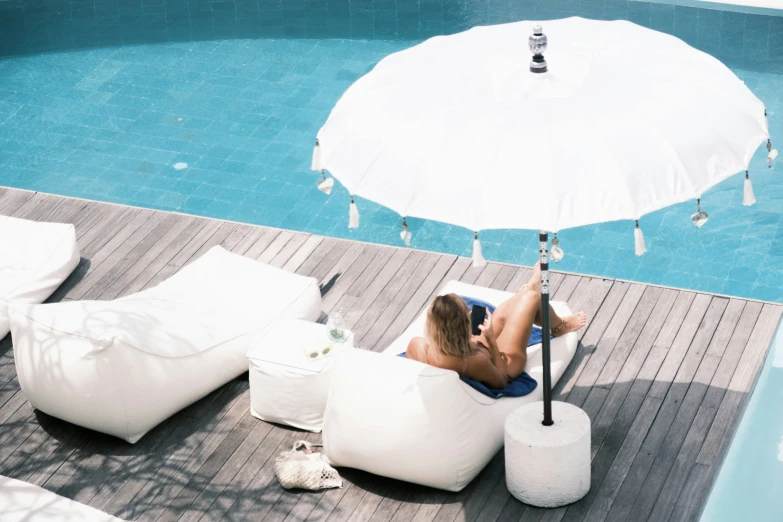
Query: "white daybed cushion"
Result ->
[[322, 280, 578, 492], [0, 215, 80, 339], [10, 246, 322, 443], [0, 475, 125, 521]]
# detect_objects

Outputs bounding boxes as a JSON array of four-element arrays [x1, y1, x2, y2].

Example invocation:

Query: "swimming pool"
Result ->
[[1, 0, 783, 303], [699, 320, 783, 522]]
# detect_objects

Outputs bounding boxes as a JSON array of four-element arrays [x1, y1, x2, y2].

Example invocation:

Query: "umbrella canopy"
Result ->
[[313, 17, 770, 234]]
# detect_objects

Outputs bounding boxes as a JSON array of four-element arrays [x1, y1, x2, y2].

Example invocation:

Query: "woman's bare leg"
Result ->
[[494, 262, 586, 342]]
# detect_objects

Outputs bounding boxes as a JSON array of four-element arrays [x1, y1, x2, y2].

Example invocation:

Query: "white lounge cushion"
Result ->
[[322, 280, 578, 492], [0, 475, 125, 521], [0, 215, 80, 339], [10, 246, 322, 443]]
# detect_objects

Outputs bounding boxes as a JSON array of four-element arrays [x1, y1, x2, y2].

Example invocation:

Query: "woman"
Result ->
[[406, 263, 586, 388]]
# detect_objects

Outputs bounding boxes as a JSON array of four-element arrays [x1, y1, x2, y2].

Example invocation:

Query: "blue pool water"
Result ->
[[0, 0, 783, 302], [3, 1, 783, 518], [700, 321, 783, 522], [1, 1, 783, 303]]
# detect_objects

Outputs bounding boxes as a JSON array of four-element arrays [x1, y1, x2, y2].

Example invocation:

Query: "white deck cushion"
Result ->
[[322, 280, 578, 492], [0, 215, 80, 339], [10, 246, 322, 443], [0, 475, 126, 521]]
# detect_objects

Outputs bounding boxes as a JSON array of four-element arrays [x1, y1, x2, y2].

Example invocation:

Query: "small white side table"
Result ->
[[505, 400, 591, 507], [247, 319, 352, 432]]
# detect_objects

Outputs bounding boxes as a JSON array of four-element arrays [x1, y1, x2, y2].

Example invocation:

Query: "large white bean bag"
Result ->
[[322, 280, 578, 492], [0, 215, 80, 339], [10, 246, 322, 443], [0, 475, 125, 521]]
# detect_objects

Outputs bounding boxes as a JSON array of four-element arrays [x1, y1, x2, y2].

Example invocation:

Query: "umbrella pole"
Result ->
[[539, 231, 554, 426]]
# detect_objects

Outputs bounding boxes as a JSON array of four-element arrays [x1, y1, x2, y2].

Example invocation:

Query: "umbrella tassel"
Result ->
[[312, 138, 323, 171], [348, 196, 360, 229], [317, 170, 334, 195], [634, 220, 646, 256], [400, 218, 412, 247], [550, 233, 564, 263], [472, 232, 487, 268], [743, 171, 756, 206]]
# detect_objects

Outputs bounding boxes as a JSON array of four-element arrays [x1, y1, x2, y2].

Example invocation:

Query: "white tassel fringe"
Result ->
[[634, 221, 646, 256], [317, 172, 334, 195], [472, 233, 487, 268], [768, 149, 778, 167], [348, 197, 359, 229], [312, 139, 323, 171], [743, 173, 756, 206], [400, 229, 412, 247]]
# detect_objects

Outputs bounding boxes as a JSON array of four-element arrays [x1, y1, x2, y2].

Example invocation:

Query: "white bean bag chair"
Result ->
[[0, 216, 80, 339], [0, 475, 126, 521], [10, 246, 322, 443], [322, 280, 578, 492]]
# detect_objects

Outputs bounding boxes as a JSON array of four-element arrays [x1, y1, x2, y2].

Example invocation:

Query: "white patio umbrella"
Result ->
[[311, 18, 775, 428]]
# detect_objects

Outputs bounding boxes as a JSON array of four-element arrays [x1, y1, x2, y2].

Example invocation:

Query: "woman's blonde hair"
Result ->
[[426, 294, 474, 358]]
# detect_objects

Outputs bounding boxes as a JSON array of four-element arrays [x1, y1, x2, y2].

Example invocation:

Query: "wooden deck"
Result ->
[[0, 186, 780, 522]]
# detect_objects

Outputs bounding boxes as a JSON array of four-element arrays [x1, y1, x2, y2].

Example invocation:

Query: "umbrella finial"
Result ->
[[312, 138, 323, 171], [691, 198, 709, 228], [400, 217, 412, 247], [529, 25, 548, 74], [472, 232, 487, 268], [348, 196, 360, 229], [317, 169, 334, 195], [634, 220, 647, 256], [743, 171, 757, 206], [550, 233, 564, 263]]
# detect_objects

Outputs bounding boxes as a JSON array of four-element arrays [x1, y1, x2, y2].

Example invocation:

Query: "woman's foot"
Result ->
[[551, 312, 587, 337]]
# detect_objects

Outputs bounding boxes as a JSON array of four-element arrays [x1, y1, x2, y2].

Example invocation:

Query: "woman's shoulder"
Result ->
[[406, 336, 428, 361]]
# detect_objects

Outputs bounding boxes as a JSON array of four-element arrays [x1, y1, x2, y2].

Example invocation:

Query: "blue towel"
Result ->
[[397, 352, 537, 398]]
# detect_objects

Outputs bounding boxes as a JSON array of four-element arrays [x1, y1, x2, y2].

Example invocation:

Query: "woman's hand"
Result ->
[[475, 312, 498, 350]]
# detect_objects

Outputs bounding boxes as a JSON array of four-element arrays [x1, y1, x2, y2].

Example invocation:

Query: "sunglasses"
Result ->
[[305, 344, 333, 361]]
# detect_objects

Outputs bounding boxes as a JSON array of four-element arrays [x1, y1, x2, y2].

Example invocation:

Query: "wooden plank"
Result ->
[[554, 279, 623, 401], [282, 236, 324, 272], [9, 192, 49, 218], [270, 232, 311, 268], [565, 283, 648, 408], [695, 304, 783, 466], [0, 188, 35, 214], [587, 289, 680, 460], [155, 411, 258, 522], [167, 220, 225, 268], [668, 463, 714, 522], [561, 395, 665, 522], [244, 228, 284, 260], [618, 296, 730, 522], [96, 215, 197, 300], [350, 251, 435, 348], [67, 210, 165, 300], [109, 381, 248, 520], [368, 254, 457, 352], [81, 213, 187, 300], [320, 244, 383, 312], [230, 225, 270, 257], [257, 230, 296, 264], [196, 426, 291, 521], [115, 217, 209, 297]]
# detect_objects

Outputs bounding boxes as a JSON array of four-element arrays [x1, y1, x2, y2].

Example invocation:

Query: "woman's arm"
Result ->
[[466, 352, 509, 389], [475, 313, 509, 383]]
